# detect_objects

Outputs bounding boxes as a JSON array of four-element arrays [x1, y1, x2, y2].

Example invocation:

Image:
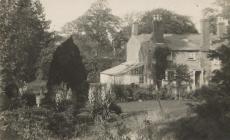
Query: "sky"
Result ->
[[40, 0, 216, 32]]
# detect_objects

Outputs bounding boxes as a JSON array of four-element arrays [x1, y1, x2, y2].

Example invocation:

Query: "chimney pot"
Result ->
[[217, 17, 228, 38], [152, 14, 164, 43], [201, 19, 210, 51], [132, 23, 138, 36]]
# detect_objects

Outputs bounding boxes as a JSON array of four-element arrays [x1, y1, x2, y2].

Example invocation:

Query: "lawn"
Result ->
[[81, 100, 191, 140], [118, 100, 190, 118]]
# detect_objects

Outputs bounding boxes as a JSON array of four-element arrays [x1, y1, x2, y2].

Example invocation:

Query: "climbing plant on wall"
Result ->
[[152, 46, 171, 88]]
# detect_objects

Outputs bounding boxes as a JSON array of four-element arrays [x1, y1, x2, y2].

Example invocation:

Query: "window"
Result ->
[[139, 75, 144, 83], [168, 70, 175, 81], [130, 66, 144, 75], [188, 52, 196, 60]]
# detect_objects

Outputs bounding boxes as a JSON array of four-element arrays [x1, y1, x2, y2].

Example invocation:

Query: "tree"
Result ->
[[216, 0, 230, 19], [139, 9, 198, 34], [188, 0, 230, 136], [203, 0, 230, 90], [0, 0, 50, 87], [202, 8, 219, 34], [209, 45, 230, 91], [153, 46, 171, 88], [172, 64, 192, 99], [37, 32, 64, 80], [152, 46, 170, 114], [62, 0, 122, 57], [47, 36, 88, 109]]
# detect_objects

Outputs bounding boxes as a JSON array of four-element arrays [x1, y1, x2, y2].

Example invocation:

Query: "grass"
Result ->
[[118, 100, 190, 118], [79, 100, 191, 140]]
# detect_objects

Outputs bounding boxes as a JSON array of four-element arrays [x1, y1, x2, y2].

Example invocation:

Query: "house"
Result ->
[[100, 15, 228, 90]]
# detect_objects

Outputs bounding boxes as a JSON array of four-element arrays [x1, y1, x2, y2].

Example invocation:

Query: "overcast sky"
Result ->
[[40, 0, 216, 32]]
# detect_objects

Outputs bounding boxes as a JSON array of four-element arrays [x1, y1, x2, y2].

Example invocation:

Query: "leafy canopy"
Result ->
[[62, 0, 123, 56], [0, 0, 50, 85], [139, 8, 198, 34]]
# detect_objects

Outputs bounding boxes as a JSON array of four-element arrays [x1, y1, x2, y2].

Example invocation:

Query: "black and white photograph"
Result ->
[[0, 0, 230, 139]]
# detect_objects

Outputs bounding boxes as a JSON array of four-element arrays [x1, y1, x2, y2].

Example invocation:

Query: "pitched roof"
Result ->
[[164, 34, 202, 51], [132, 33, 203, 51], [100, 62, 144, 76]]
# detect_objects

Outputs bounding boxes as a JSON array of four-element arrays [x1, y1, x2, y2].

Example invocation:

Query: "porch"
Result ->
[[163, 69, 208, 90]]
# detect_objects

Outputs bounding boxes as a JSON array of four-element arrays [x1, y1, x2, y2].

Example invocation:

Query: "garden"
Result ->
[[1, 0, 230, 139]]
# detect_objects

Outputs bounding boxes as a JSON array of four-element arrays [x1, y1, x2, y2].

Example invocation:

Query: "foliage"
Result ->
[[47, 36, 86, 89], [132, 88, 155, 101], [111, 84, 156, 102], [202, 8, 218, 34], [37, 33, 63, 80], [153, 46, 171, 88], [111, 84, 132, 102], [88, 84, 121, 122], [190, 45, 230, 122], [84, 57, 124, 83], [209, 45, 230, 91], [120, 9, 198, 42], [192, 86, 230, 119], [0, 107, 52, 140], [0, 94, 10, 111], [47, 36, 88, 106], [0, 0, 51, 87], [21, 93, 36, 107], [0, 106, 93, 140], [190, 0, 230, 125], [175, 17, 230, 140], [139, 8, 198, 34], [174, 64, 192, 87], [96, 122, 131, 140], [62, 0, 123, 56], [137, 121, 161, 140], [216, 0, 230, 19], [154, 115, 230, 140], [4, 83, 19, 99]]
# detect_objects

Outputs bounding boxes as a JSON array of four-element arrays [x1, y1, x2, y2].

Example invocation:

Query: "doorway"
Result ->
[[195, 71, 201, 88]]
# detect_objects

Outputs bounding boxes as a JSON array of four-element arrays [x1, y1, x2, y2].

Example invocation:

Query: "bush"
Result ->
[[112, 84, 155, 102], [4, 83, 19, 99], [192, 86, 230, 121], [0, 106, 89, 140], [109, 102, 122, 115], [158, 85, 230, 140], [111, 84, 131, 102], [88, 84, 121, 122], [48, 108, 76, 138], [96, 121, 131, 140], [0, 107, 52, 140], [133, 88, 154, 101], [21, 93, 36, 107]]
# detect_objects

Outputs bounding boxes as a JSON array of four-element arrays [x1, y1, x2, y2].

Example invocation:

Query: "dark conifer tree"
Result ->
[[47, 36, 88, 109]]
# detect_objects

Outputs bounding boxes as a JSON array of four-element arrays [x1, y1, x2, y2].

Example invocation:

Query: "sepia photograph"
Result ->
[[0, 0, 230, 139]]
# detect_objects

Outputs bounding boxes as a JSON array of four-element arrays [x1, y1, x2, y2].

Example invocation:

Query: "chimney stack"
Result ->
[[132, 22, 138, 36], [201, 18, 210, 51], [152, 14, 164, 43], [217, 17, 228, 38]]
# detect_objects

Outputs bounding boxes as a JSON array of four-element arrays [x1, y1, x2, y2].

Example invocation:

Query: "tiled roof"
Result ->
[[164, 34, 202, 51], [133, 33, 203, 51]]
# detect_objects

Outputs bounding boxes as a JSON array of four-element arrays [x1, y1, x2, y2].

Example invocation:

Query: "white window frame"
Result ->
[[188, 52, 196, 60]]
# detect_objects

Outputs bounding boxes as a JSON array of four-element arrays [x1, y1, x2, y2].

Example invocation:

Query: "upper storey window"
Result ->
[[188, 52, 196, 60]]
